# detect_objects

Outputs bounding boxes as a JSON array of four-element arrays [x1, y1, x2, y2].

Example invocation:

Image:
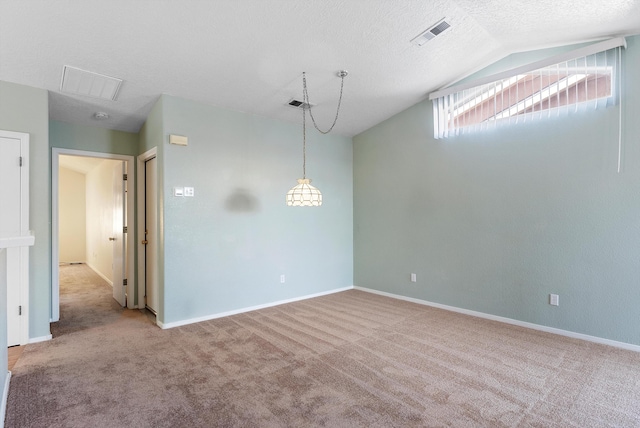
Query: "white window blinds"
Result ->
[[430, 37, 626, 139]]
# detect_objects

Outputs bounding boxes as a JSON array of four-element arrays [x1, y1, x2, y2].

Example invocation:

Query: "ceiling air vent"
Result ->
[[411, 18, 451, 46], [60, 65, 122, 101], [287, 99, 315, 109]]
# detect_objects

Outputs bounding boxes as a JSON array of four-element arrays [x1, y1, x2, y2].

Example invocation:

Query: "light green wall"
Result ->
[[156, 95, 353, 325], [354, 36, 640, 346], [454, 40, 596, 86], [139, 97, 164, 156], [0, 81, 50, 340], [50, 120, 138, 155], [139, 97, 165, 318]]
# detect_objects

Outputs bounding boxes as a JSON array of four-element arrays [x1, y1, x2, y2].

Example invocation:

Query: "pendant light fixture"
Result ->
[[286, 70, 348, 206]]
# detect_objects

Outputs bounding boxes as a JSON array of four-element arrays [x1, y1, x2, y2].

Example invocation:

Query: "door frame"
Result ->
[[111, 161, 127, 307], [1, 129, 30, 345], [136, 147, 157, 315], [51, 148, 136, 321]]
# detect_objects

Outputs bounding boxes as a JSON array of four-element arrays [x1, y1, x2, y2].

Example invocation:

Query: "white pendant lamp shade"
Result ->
[[286, 178, 322, 206]]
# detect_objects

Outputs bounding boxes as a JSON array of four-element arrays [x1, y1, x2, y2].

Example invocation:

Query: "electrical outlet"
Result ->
[[549, 294, 559, 306], [280, 274, 285, 284], [410, 273, 417, 283]]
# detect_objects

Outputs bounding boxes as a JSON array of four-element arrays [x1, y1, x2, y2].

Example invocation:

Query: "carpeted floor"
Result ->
[[50, 263, 128, 338], [5, 264, 640, 427]]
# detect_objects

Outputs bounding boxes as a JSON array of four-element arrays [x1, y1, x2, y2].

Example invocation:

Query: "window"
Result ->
[[430, 38, 625, 139]]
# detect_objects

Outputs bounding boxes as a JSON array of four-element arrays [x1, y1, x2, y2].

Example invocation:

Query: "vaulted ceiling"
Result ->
[[2, 0, 639, 137]]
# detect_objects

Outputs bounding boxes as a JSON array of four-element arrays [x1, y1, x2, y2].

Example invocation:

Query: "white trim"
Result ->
[[86, 263, 113, 287], [429, 37, 627, 100], [28, 334, 52, 344], [18, 245, 29, 344], [51, 151, 60, 321], [617, 46, 624, 173], [355, 286, 640, 352], [51, 148, 137, 322], [0, 371, 10, 425], [158, 286, 354, 329], [1, 130, 31, 346], [0, 130, 30, 236], [0, 235, 34, 248], [137, 147, 157, 310]]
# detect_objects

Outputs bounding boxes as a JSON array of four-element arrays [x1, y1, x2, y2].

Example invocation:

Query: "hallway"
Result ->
[[52, 263, 128, 337], [9, 263, 154, 371]]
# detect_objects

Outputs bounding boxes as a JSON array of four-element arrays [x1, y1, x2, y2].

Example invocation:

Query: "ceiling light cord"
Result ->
[[302, 95, 307, 179], [302, 71, 347, 135]]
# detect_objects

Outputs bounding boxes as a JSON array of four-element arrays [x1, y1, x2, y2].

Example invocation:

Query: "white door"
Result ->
[[1, 133, 28, 346], [111, 161, 126, 307], [145, 157, 158, 313]]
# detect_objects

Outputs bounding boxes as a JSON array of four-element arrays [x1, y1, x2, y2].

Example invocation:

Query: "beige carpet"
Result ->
[[50, 263, 126, 337], [5, 264, 640, 427]]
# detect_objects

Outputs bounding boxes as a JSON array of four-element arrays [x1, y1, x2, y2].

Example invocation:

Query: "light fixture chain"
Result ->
[[302, 91, 307, 179], [303, 71, 346, 135]]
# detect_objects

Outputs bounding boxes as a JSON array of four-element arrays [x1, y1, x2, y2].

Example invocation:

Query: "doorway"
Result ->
[[51, 148, 136, 322], [58, 155, 124, 300]]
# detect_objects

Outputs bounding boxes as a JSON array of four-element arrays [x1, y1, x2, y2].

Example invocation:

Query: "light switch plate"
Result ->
[[184, 187, 194, 197], [173, 187, 184, 197]]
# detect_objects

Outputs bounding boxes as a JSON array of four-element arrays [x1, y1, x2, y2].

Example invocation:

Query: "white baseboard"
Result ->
[[29, 334, 52, 344], [354, 286, 640, 353], [1, 371, 11, 425], [158, 286, 354, 329], [86, 263, 113, 287]]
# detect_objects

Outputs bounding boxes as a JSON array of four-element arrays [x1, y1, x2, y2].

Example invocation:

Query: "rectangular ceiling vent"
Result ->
[[60, 65, 122, 101], [411, 18, 451, 46], [287, 99, 315, 109]]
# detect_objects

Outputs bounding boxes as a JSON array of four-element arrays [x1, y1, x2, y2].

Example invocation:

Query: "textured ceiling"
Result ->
[[2, 0, 640, 137]]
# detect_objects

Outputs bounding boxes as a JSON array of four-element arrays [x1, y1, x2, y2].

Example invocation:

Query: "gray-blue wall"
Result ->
[[0, 81, 50, 342], [154, 95, 353, 325], [353, 36, 640, 346], [50, 120, 139, 155]]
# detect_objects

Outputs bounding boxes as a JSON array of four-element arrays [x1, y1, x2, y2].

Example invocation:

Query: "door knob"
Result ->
[[109, 237, 116, 241]]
